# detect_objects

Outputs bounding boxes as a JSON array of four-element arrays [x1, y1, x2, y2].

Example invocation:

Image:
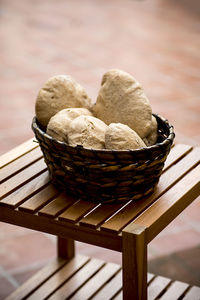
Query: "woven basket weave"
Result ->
[[32, 114, 175, 203]]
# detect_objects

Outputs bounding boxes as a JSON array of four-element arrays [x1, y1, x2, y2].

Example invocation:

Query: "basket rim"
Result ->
[[32, 113, 175, 155]]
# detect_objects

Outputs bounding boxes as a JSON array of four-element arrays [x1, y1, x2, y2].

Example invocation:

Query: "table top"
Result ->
[[0, 139, 200, 251]]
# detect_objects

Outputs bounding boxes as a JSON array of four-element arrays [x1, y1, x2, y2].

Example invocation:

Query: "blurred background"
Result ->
[[0, 0, 200, 298]]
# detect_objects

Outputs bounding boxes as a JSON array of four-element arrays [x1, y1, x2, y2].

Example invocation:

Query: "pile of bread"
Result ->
[[35, 69, 157, 150]]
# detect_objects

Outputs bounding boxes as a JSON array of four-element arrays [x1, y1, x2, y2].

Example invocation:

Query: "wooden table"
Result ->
[[0, 139, 200, 299]]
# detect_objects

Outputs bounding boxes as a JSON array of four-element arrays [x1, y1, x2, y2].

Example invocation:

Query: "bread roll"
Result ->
[[143, 116, 158, 146], [93, 69, 152, 138], [105, 123, 146, 150], [68, 115, 108, 149], [35, 75, 92, 127], [46, 108, 92, 143]]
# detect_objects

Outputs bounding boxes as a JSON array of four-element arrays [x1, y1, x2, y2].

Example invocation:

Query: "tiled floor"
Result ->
[[0, 0, 200, 298]]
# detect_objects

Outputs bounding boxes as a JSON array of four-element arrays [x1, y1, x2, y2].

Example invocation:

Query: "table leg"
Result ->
[[57, 236, 75, 259], [122, 224, 147, 300]]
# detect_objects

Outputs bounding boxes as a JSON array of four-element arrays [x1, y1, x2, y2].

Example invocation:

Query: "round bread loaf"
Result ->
[[46, 108, 93, 143], [93, 69, 152, 138], [68, 115, 108, 149], [143, 116, 158, 146], [105, 123, 146, 150], [35, 75, 92, 127]]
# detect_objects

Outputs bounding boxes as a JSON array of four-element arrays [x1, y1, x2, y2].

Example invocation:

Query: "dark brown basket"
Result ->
[[32, 114, 175, 203]]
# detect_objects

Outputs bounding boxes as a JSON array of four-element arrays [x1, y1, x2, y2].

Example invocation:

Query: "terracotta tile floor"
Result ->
[[0, 0, 200, 298]]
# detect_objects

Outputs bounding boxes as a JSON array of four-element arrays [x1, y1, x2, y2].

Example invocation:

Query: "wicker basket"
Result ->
[[32, 114, 175, 203]]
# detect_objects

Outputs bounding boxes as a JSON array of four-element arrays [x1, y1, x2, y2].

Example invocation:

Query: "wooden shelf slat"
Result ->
[[26, 255, 89, 300], [92, 270, 122, 300], [48, 258, 105, 299], [182, 286, 200, 300], [70, 262, 121, 300], [148, 275, 171, 300], [112, 273, 155, 300], [6, 255, 199, 300], [159, 281, 189, 300], [5, 257, 68, 300]]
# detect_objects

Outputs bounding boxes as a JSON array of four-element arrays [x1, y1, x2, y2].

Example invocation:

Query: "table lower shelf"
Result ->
[[5, 255, 200, 300]]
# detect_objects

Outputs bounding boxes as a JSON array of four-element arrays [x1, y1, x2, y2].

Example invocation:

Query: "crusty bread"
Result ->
[[105, 122, 146, 150], [93, 69, 152, 138], [36, 75, 92, 127], [68, 115, 108, 149], [46, 108, 92, 143], [143, 116, 158, 146]]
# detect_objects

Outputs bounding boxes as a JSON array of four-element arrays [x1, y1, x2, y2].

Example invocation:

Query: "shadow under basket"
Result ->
[[32, 114, 175, 204]]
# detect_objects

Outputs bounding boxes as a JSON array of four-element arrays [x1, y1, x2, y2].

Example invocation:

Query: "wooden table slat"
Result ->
[[79, 202, 130, 229], [0, 158, 47, 199], [58, 200, 99, 223], [134, 164, 200, 242], [18, 184, 60, 213], [100, 147, 200, 234], [0, 171, 49, 208], [163, 144, 192, 172], [38, 192, 77, 218], [0, 138, 38, 169], [0, 147, 43, 183]]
